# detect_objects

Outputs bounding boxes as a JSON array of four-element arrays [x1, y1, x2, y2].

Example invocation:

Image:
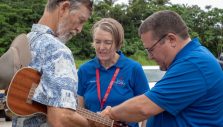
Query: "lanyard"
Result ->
[[96, 68, 120, 110]]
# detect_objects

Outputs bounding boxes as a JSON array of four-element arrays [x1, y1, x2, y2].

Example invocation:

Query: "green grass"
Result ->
[[129, 50, 157, 65], [75, 59, 90, 69], [129, 55, 157, 65]]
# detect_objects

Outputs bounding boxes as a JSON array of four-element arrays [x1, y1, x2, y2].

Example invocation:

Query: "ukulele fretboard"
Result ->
[[77, 106, 113, 126]]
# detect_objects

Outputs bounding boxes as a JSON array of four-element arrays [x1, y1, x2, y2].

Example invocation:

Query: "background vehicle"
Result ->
[[218, 52, 223, 69], [142, 66, 166, 89]]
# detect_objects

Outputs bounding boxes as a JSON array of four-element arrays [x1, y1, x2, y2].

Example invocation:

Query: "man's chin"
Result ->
[[159, 64, 168, 71], [97, 56, 108, 61], [58, 35, 74, 44]]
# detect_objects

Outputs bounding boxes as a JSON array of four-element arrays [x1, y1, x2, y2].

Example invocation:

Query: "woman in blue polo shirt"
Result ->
[[77, 18, 149, 127]]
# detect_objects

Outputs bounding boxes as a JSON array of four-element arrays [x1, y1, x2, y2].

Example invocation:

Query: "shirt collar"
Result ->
[[173, 37, 201, 63], [31, 24, 55, 35], [93, 51, 126, 70]]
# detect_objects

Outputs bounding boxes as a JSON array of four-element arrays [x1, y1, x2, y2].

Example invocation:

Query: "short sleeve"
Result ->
[[131, 63, 150, 95], [32, 42, 78, 110], [77, 67, 85, 96]]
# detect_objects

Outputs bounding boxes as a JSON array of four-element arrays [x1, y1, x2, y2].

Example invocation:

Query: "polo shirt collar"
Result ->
[[93, 50, 126, 70], [174, 37, 201, 62]]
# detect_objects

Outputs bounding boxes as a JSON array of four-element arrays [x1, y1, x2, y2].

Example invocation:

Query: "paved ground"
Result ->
[[0, 121, 12, 127]]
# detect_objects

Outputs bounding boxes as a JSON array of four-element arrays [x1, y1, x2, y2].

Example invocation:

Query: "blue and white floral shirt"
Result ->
[[12, 24, 78, 127]]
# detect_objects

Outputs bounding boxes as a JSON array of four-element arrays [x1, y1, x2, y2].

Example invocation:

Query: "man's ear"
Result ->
[[58, 1, 71, 17], [167, 33, 177, 48]]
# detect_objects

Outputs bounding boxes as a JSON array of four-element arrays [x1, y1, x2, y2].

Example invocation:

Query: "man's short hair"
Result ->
[[139, 10, 189, 40], [46, 0, 93, 13]]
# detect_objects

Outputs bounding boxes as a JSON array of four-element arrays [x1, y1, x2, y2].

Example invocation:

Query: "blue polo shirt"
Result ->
[[145, 38, 223, 127], [78, 51, 149, 127]]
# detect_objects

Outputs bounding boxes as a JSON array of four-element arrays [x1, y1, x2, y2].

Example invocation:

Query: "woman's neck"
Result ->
[[101, 53, 120, 69]]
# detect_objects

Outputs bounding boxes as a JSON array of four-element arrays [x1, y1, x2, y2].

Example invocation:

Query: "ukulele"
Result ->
[[6, 67, 127, 127]]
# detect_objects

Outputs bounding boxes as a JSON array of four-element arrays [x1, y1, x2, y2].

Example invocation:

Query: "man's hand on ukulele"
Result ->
[[100, 106, 113, 119], [100, 106, 129, 127]]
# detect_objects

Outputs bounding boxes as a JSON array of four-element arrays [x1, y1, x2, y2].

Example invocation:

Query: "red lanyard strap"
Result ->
[[96, 68, 120, 110]]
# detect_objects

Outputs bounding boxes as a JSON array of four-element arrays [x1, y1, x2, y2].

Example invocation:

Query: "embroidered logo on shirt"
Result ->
[[115, 78, 126, 87]]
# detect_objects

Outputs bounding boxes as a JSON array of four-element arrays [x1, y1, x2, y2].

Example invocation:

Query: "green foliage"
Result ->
[[129, 50, 157, 65], [0, 0, 222, 64], [75, 59, 90, 69], [0, 0, 45, 55]]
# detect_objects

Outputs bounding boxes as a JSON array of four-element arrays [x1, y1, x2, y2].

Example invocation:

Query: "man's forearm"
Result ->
[[47, 107, 90, 127], [110, 95, 150, 122], [103, 94, 163, 122], [65, 111, 90, 127]]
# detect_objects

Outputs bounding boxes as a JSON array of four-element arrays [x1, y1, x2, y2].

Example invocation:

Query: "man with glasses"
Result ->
[[101, 10, 223, 127], [12, 0, 93, 127], [144, 34, 167, 62]]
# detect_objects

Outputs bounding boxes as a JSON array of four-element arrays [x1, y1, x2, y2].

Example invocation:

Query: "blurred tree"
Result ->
[[0, 0, 45, 54], [0, 0, 222, 59]]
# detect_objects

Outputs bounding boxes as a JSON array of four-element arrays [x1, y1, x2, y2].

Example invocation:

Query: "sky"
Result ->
[[170, 0, 223, 10], [115, 0, 223, 10]]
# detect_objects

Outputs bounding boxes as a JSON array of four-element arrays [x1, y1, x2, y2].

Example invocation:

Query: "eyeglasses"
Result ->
[[145, 34, 168, 56]]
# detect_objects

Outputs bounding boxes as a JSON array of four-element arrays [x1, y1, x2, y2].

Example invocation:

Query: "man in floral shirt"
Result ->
[[12, 0, 93, 127]]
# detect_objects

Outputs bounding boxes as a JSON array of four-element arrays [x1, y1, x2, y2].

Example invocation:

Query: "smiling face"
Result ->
[[93, 28, 117, 64], [56, 4, 90, 43]]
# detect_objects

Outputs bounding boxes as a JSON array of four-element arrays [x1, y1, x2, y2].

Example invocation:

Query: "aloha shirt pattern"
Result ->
[[12, 24, 78, 127]]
